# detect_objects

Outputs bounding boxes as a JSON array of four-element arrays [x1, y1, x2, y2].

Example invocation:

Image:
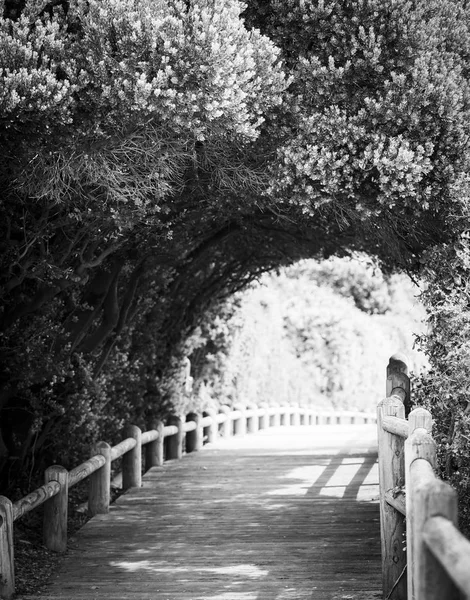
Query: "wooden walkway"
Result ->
[[21, 425, 382, 600]]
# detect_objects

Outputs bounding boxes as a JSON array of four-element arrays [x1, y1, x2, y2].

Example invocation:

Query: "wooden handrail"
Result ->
[[423, 516, 470, 594], [381, 415, 409, 438], [69, 454, 107, 488], [12, 481, 61, 521], [377, 354, 470, 600], [0, 403, 376, 600]]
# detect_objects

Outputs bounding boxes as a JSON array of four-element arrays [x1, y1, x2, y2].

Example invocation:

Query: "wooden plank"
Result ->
[[20, 425, 381, 600]]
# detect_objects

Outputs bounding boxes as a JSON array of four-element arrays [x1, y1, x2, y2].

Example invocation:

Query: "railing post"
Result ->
[[404, 408, 434, 600], [307, 408, 315, 426], [218, 406, 232, 438], [0, 496, 14, 600], [145, 421, 164, 467], [387, 353, 411, 415], [404, 408, 459, 599], [246, 404, 258, 434], [291, 403, 300, 426], [233, 404, 247, 436], [204, 410, 218, 444], [377, 396, 406, 599], [258, 404, 269, 430], [408, 459, 459, 600], [280, 406, 288, 427], [88, 441, 111, 516], [271, 405, 281, 427], [186, 413, 203, 452], [166, 415, 184, 459], [122, 425, 142, 489], [43, 465, 68, 553]]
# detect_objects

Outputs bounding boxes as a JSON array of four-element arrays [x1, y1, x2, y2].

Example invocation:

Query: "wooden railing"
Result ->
[[378, 355, 470, 600], [0, 403, 375, 600]]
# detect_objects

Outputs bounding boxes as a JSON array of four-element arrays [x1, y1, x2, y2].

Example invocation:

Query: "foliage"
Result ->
[[2, 0, 470, 521], [412, 239, 470, 536], [181, 256, 426, 414], [245, 0, 470, 263], [277, 257, 426, 411], [284, 255, 393, 314]]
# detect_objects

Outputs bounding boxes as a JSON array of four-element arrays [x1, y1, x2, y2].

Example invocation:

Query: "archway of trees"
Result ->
[[1, 0, 470, 518]]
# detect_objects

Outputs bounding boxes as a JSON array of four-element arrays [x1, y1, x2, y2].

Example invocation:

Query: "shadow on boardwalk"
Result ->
[[20, 425, 383, 600]]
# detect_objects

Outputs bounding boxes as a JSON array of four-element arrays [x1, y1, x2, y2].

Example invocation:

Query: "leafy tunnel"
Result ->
[[1, 0, 470, 497]]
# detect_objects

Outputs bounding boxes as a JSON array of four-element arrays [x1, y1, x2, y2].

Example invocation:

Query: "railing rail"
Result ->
[[0, 402, 375, 600], [377, 354, 470, 600]]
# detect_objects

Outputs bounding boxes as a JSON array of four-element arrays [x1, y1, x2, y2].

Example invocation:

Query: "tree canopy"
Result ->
[[2, 0, 470, 492]]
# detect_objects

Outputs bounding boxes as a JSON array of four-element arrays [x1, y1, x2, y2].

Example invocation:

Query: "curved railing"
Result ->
[[0, 403, 374, 599], [377, 355, 470, 600]]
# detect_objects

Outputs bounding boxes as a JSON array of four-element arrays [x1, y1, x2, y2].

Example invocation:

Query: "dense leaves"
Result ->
[[2, 0, 470, 512]]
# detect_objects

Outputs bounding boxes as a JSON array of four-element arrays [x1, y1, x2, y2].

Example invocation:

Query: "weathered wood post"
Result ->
[[88, 441, 111, 516], [218, 405, 232, 438], [377, 396, 407, 599], [233, 404, 247, 436], [145, 421, 164, 467], [405, 410, 459, 600], [246, 404, 258, 434], [387, 353, 411, 415], [271, 405, 281, 427], [291, 403, 300, 426], [166, 415, 184, 459], [43, 465, 69, 553], [186, 413, 203, 452], [280, 406, 288, 427], [122, 425, 142, 489], [258, 403, 269, 430], [203, 410, 218, 444], [0, 496, 14, 600], [404, 408, 434, 599]]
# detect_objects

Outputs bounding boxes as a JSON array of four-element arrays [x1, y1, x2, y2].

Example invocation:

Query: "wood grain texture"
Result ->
[[88, 442, 112, 516], [69, 454, 107, 488], [122, 426, 142, 490], [19, 425, 381, 600], [43, 466, 68, 553], [12, 481, 60, 521], [111, 438, 137, 462], [423, 516, 470, 597], [409, 459, 459, 600], [376, 397, 407, 599], [0, 496, 14, 600], [144, 421, 164, 469], [384, 490, 406, 516], [381, 415, 409, 439]]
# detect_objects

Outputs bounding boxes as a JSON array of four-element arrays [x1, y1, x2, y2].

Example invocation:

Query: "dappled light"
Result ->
[[30, 425, 381, 599]]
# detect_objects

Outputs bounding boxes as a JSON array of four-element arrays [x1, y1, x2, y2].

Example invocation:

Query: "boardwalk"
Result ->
[[22, 425, 382, 600]]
